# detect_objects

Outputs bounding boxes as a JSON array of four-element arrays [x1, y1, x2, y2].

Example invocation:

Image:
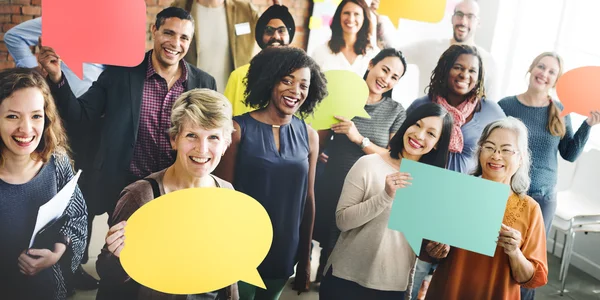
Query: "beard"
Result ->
[[453, 26, 470, 43], [266, 38, 286, 47]]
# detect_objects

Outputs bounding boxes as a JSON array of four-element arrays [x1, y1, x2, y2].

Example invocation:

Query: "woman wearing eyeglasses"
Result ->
[[498, 52, 600, 300], [422, 117, 548, 300], [310, 0, 378, 76]]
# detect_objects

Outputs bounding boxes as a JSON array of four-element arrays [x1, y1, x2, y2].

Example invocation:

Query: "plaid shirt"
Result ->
[[129, 51, 188, 178]]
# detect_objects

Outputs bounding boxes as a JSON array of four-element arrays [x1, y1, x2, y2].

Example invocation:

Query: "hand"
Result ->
[[319, 152, 329, 163], [291, 260, 310, 294], [106, 221, 127, 257], [425, 241, 450, 259], [586, 110, 600, 126], [18, 244, 65, 276], [331, 116, 362, 144], [37, 38, 62, 84], [497, 223, 522, 257], [384, 172, 412, 198]]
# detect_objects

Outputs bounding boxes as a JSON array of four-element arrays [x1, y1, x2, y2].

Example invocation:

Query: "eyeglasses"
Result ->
[[481, 146, 518, 157], [453, 11, 478, 21], [264, 26, 289, 36]]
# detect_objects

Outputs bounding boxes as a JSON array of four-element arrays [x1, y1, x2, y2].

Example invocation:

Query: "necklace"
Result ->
[[167, 74, 176, 87]]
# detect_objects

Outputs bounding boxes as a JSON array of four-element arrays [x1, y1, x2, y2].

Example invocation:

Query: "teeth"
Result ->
[[283, 96, 298, 103], [489, 163, 503, 168], [14, 136, 34, 143], [190, 157, 209, 163], [409, 138, 422, 148], [165, 48, 178, 55]]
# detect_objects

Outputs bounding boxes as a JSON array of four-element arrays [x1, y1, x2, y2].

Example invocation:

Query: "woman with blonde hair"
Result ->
[[498, 52, 600, 300], [96, 88, 238, 300], [0, 68, 87, 300]]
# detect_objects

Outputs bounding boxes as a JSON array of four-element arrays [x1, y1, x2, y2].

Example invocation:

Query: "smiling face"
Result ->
[[170, 118, 228, 180], [270, 67, 311, 116], [479, 128, 521, 185], [528, 55, 561, 93], [366, 56, 405, 96], [452, 1, 480, 43], [151, 17, 194, 68], [262, 19, 290, 47], [0, 87, 45, 160], [447, 53, 479, 97], [401, 116, 444, 161], [340, 2, 365, 36]]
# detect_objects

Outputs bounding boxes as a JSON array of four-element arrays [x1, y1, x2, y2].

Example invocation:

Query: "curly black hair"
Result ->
[[243, 47, 328, 119], [329, 0, 373, 55], [426, 44, 486, 110]]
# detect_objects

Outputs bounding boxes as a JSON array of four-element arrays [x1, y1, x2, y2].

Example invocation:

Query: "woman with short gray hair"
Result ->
[[421, 117, 549, 300]]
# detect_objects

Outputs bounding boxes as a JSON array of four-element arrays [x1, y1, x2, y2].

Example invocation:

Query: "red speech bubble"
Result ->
[[556, 66, 600, 117], [41, 0, 147, 79]]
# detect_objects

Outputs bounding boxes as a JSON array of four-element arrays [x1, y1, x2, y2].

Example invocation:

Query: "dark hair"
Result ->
[[389, 102, 453, 168], [243, 47, 328, 118], [329, 0, 373, 55], [0, 68, 70, 165], [426, 44, 486, 111], [362, 48, 408, 98], [155, 7, 194, 30]]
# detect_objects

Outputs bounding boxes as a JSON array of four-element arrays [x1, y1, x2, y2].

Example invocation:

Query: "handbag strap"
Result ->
[[142, 177, 161, 199]]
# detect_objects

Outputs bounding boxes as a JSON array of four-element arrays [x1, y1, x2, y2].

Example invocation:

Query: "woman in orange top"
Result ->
[[423, 117, 548, 300]]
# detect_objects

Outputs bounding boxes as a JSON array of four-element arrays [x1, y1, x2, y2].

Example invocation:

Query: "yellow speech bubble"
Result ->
[[120, 188, 272, 294], [309, 16, 323, 30], [304, 70, 370, 130], [378, 0, 447, 28]]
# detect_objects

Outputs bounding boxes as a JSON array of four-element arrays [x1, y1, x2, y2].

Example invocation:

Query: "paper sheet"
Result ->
[[29, 170, 82, 248]]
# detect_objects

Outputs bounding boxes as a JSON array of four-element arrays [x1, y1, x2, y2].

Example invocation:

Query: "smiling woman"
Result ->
[[0, 68, 87, 300], [213, 47, 327, 300], [95, 89, 237, 300]]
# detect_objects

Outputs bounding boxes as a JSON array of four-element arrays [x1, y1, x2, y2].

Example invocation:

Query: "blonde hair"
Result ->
[[0, 68, 70, 166], [527, 52, 566, 137], [169, 88, 234, 145]]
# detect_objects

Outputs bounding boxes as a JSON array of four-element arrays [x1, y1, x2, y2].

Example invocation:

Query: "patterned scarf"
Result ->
[[435, 95, 478, 153]]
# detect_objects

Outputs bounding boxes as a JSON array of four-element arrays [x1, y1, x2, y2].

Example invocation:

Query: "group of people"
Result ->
[[1, 1, 600, 300]]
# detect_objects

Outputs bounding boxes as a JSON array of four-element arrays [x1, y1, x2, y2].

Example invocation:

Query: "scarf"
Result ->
[[435, 95, 478, 153]]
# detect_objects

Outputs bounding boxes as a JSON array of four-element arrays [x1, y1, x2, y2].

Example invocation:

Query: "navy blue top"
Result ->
[[407, 96, 506, 174], [0, 157, 57, 298], [233, 113, 310, 279], [498, 96, 591, 195]]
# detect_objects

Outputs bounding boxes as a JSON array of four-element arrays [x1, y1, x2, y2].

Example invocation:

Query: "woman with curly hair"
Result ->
[[405, 44, 505, 299], [0, 68, 87, 300], [214, 46, 328, 300], [310, 0, 378, 76]]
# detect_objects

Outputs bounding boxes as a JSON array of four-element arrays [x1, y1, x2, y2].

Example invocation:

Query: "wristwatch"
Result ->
[[360, 137, 371, 149]]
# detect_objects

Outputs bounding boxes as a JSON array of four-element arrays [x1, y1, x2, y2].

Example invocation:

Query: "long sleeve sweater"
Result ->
[[498, 96, 591, 195]]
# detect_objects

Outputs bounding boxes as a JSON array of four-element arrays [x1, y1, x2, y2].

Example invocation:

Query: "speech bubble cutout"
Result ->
[[388, 159, 510, 257], [42, 0, 146, 79], [556, 66, 600, 117], [304, 70, 370, 130], [378, 0, 447, 28], [120, 188, 272, 294]]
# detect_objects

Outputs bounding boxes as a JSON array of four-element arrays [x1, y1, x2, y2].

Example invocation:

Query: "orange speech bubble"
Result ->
[[42, 0, 147, 79], [556, 66, 600, 117], [378, 0, 447, 28]]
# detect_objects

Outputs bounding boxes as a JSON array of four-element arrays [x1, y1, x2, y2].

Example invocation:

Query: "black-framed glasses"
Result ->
[[453, 11, 478, 21], [264, 26, 289, 36]]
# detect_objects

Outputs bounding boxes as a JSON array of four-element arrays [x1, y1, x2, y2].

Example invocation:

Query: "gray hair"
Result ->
[[169, 89, 234, 145], [472, 117, 531, 197]]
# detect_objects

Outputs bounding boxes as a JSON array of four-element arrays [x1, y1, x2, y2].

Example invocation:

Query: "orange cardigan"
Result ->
[[423, 193, 548, 300]]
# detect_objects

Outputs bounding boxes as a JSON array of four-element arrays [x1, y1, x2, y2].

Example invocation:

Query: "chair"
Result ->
[[551, 149, 600, 295]]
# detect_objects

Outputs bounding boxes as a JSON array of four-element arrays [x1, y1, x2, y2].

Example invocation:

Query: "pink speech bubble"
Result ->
[[42, 0, 147, 79]]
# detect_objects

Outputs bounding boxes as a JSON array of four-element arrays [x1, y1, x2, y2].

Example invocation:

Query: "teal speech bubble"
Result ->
[[388, 159, 510, 257]]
